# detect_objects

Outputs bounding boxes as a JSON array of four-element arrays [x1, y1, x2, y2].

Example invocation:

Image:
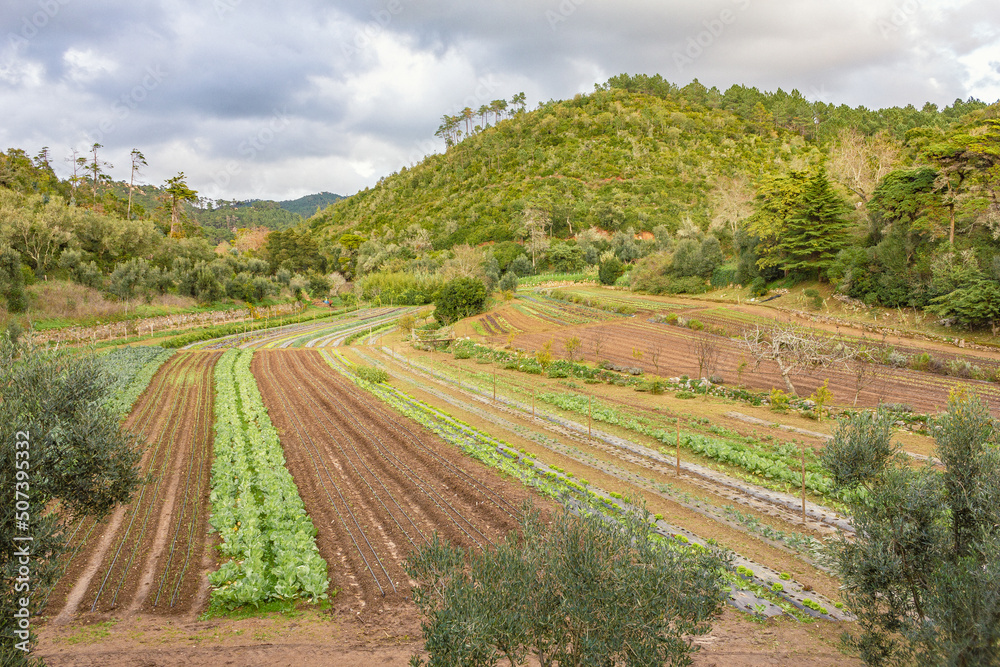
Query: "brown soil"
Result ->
[[357, 346, 846, 603], [36, 605, 859, 666], [42, 351, 221, 622], [252, 349, 546, 622], [509, 318, 1000, 416]]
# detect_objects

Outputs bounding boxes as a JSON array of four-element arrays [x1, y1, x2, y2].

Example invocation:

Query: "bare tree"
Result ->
[[649, 342, 663, 376], [844, 332, 885, 406], [591, 328, 608, 363], [688, 334, 719, 381], [827, 128, 901, 204], [741, 324, 852, 396], [127, 148, 146, 220]]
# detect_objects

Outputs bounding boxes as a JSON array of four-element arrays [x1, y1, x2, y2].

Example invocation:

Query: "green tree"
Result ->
[[0, 247, 27, 313], [163, 172, 198, 239], [1, 334, 142, 659], [746, 168, 850, 280], [547, 241, 585, 273], [598, 255, 625, 285], [107, 257, 153, 314], [780, 168, 851, 279], [434, 277, 488, 324], [407, 503, 727, 667], [822, 392, 1000, 665]]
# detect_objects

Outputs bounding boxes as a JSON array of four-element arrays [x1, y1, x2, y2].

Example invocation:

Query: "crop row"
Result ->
[[533, 391, 840, 498], [100, 345, 174, 418], [340, 347, 848, 619], [208, 349, 329, 609]]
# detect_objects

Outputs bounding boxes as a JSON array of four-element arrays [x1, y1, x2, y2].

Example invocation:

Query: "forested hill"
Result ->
[[308, 74, 990, 250], [279, 192, 344, 217]]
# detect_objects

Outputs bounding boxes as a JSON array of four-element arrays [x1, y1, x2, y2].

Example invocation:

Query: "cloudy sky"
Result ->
[[1, 0, 998, 202]]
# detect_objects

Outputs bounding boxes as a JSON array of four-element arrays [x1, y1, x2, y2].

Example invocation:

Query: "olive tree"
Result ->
[[822, 391, 1000, 665], [1, 334, 142, 660], [407, 503, 728, 667]]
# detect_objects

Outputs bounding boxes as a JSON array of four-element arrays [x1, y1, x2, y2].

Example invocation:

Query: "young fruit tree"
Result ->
[[822, 390, 1000, 665], [406, 503, 728, 667]]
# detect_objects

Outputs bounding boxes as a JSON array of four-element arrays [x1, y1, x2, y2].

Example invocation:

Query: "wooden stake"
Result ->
[[676, 417, 681, 476], [588, 394, 592, 438]]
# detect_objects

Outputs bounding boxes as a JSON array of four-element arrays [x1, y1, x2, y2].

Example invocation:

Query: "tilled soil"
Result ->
[[42, 351, 221, 621], [252, 349, 542, 619], [510, 319, 1000, 415]]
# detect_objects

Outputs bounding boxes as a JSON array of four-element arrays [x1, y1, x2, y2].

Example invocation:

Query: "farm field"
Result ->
[[477, 288, 1000, 417], [185, 306, 412, 350], [251, 349, 541, 617], [42, 285, 979, 664], [42, 351, 221, 621]]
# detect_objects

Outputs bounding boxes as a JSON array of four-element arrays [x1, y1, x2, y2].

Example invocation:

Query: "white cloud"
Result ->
[[0, 0, 998, 200], [62, 47, 118, 83]]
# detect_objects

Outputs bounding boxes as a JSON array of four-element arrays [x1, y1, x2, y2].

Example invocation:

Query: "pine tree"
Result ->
[[779, 167, 851, 280]]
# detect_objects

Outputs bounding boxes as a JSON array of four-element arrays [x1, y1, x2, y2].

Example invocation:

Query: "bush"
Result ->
[[598, 256, 625, 286], [687, 319, 704, 331], [749, 276, 768, 297], [434, 277, 488, 324], [909, 352, 932, 371], [406, 505, 728, 667], [769, 388, 790, 412], [498, 271, 519, 292], [803, 288, 822, 310]]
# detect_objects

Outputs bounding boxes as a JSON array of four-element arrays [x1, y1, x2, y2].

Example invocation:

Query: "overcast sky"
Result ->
[[1, 0, 998, 202]]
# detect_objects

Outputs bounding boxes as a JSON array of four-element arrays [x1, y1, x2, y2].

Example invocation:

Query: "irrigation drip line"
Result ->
[[259, 352, 391, 598]]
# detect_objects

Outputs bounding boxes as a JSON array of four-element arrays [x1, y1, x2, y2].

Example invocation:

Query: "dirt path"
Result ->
[[252, 350, 545, 621], [42, 351, 221, 622]]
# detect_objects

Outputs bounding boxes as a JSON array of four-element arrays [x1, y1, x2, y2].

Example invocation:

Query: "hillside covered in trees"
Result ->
[[1, 73, 999, 330], [310, 74, 999, 327]]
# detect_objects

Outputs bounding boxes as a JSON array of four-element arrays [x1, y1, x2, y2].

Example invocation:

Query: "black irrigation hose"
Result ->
[[90, 352, 197, 611], [168, 355, 220, 607], [308, 356, 492, 551], [258, 352, 388, 598], [153, 353, 216, 608], [282, 354, 427, 550], [353, 349, 521, 520]]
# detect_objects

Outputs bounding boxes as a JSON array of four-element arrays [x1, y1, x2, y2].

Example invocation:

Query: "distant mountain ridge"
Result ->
[[278, 191, 345, 217]]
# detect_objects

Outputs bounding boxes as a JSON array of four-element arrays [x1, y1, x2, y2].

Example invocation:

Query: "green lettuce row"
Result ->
[[208, 348, 329, 609], [535, 391, 836, 497]]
